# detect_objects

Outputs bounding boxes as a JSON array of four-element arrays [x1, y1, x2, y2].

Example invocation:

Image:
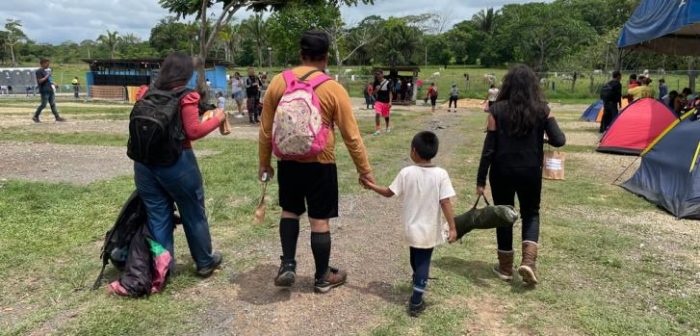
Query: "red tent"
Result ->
[[597, 98, 678, 155]]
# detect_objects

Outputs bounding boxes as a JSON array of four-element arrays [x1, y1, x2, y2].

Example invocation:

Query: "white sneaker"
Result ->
[[386, 128, 392, 133]]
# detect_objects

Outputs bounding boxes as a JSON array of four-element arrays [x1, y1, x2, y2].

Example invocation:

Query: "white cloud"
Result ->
[[0, 0, 550, 44]]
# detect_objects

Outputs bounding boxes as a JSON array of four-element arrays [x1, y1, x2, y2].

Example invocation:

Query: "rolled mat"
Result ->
[[455, 195, 518, 240]]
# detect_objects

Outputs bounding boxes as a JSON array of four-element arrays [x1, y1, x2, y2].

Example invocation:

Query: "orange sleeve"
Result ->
[[258, 74, 284, 167], [332, 83, 372, 175]]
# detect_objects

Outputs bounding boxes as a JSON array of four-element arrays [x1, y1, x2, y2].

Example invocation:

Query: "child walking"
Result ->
[[362, 131, 457, 317]]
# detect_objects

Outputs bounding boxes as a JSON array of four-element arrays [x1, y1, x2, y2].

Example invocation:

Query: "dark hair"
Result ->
[[411, 131, 439, 160], [630, 74, 637, 80], [683, 88, 692, 95], [234, 72, 240, 76], [490, 84, 496, 88], [659, 78, 665, 83], [612, 70, 621, 79], [155, 52, 193, 90], [300, 30, 330, 61], [40, 58, 49, 64], [669, 90, 678, 101], [496, 64, 547, 137]]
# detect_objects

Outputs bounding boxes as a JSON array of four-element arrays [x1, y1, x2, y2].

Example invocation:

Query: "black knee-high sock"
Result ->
[[310, 232, 331, 280], [279, 218, 300, 263]]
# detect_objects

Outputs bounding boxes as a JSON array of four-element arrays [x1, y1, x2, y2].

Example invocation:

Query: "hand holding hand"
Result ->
[[359, 172, 375, 189]]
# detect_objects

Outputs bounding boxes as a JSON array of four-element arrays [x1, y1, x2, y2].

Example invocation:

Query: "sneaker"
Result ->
[[408, 300, 426, 317], [314, 267, 347, 293], [196, 251, 223, 278], [55, 117, 67, 122], [274, 259, 296, 287], [386, 128, 392, 133], [32, 116, 40, 123], [372, 131, 381, 136]]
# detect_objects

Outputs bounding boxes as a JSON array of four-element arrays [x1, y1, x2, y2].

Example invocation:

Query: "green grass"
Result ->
[[0, 103, 698, 335]]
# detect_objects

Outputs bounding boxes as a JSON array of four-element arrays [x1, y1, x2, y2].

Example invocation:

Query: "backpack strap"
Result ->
[[282, 69, 331, 91]]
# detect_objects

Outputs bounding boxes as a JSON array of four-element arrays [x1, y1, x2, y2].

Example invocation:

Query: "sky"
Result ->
[[0, 0, 551, 45]]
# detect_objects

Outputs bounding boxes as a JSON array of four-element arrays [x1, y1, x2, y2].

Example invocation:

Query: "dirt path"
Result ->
[[191, 113, 469, 335]]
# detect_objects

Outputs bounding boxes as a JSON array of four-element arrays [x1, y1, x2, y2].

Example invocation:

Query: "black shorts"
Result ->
[[277, 161, 339, 219], [430, 96, 438, 106]]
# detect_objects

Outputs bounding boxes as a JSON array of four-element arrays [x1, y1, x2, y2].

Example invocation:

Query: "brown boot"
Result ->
[[518, 241, 539, 285], [493, 250, 514, 281]]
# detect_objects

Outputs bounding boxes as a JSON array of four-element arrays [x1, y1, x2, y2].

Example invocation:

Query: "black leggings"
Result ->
[[449, 96, 458, 108], [599, 103, 618, 133], [489, 166, 542, 251]]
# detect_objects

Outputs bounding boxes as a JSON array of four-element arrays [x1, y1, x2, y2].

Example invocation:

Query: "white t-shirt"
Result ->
[[389, 165, 456, 248], [217, 96, 226, 109], [488, 88, 499, 102]]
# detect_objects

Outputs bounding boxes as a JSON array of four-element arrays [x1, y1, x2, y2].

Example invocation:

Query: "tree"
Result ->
[[158, 0, 373, 93], [241, 14, 268, 68], [472, 8, 498, 34], [426, 35, 452, 68], [495, 3, 595, 71], [379, 18, 422, 66], [97, 30, 120, 58], [323, 13, 383, 68], [4, 19, 28, 66], [149, 17, 196, 56]]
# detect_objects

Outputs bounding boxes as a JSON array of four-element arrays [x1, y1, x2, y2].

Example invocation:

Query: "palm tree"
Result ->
[[242, 14, 267, 68], [472, 8, 498, 34], [217, 22, 241, 63], [97, 30, 120, 58]]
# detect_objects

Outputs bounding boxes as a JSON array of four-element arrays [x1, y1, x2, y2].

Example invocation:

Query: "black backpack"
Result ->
[[600, 81, 615, 102], [127, 87, 190, 166]]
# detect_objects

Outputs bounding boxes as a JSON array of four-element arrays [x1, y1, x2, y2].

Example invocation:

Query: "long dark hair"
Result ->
[[155, 52, 193, 90], [496, 64, 547, 137]]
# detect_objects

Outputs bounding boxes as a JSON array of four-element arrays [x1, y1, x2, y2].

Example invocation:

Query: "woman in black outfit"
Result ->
[[476, 64, 566, 286]]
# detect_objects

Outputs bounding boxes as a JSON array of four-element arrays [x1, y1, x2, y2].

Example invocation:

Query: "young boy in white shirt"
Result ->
[[362, 131, 457, 317]]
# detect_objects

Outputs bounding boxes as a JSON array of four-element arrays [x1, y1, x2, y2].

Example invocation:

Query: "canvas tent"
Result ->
[[619, 0, 700, 55], [622, 112, 700, 219], [597, 98, 678, 155]]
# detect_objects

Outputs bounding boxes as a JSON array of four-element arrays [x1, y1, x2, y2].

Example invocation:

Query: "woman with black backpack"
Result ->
[[132, 52, 225, 278]]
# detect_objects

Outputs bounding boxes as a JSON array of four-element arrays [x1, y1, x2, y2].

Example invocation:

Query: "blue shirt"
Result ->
[[659, 84, 668, 100]]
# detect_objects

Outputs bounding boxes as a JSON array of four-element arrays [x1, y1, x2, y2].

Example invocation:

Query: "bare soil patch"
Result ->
[[462, 295, 521, 336], [0, 141, 216, 185]]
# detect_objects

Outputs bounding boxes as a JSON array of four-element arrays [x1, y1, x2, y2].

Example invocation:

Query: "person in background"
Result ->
[[373, 70, 392, 135], [71, 76, 80, 99], [666, 90, 679, 111], [245, 67, 263, 124], [361, 131, 457, 317], [628, 77, 653, 101], [134, 52, 226, 278], [675, 88, 692, 114], [33, 58, 66, 123], [485, 84, 499, 109], [230, 72, 245, 118], [394, 78, 402, 102], [427, 82, 438, 113], [216, 91, 226, 110], [366, 81, 376, 110], [600, 71, 622, 133], [258, 30, 375, 294], [626, 74, 639, 105], [477, 64, 566, 286], [448, 84, 459, 113], [658, 78, 668, 101]]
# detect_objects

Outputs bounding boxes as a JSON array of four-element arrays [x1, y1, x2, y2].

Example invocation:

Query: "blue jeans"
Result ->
[[134, 149, 216, 271], [34, 90, 59, 119]]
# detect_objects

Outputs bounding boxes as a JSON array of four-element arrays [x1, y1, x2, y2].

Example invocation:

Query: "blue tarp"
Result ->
[[619, 0, 700, 55]]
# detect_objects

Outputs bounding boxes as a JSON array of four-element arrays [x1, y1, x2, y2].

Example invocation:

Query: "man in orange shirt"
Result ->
[[259, 31, 375, 293]]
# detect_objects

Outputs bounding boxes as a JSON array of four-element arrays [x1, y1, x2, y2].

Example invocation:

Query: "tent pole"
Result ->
[[615, 48, 623, 71]]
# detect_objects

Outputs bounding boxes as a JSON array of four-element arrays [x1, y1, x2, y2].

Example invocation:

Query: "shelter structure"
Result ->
[[581, 99, 629, 122], [372, 66, 420, 105], [597, 98, 678, 155], [83, 58, 231, 101], [622, 111, 700, 219], [619, 0, 700, 55]]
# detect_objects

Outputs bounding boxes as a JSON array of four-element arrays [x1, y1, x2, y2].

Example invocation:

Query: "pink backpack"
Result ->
[[272, 69, 332, 160]]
